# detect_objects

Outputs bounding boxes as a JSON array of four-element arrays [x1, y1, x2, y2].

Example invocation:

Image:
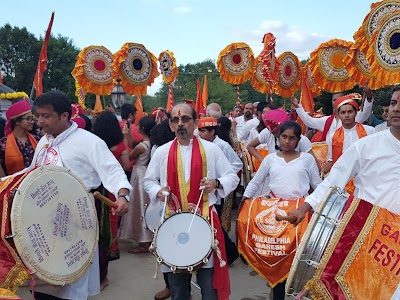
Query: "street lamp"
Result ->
[[111, 78, 126, 109]]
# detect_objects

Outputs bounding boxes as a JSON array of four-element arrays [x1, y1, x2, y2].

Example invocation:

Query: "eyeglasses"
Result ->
[[20, 117, 35, 122], [170, 116, 193, 124]]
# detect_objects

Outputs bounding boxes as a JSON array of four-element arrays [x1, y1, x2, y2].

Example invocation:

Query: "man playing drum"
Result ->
[[289, 87, 400, 221], [143, 103, 239, 300], [10, 91, 131, 300]]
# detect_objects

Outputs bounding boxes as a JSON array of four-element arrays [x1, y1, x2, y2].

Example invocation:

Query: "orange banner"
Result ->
[[237, 196, 309, 287], [307, 198, 400, 299]]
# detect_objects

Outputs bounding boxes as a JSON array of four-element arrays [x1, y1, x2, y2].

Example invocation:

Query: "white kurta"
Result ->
[[295, 99, 373, 139], [243, 152, 321, 199], [21, 128, 132, 300], [237, 117, 259, 146], [235, 115, 256, 143], [257, 128, 312, 153], [212, 136, 242, 174], [306, 129, 400, 215], [326, 124, 375, 161], [143, 138, 239, 272], [375, 121, 389, 133]]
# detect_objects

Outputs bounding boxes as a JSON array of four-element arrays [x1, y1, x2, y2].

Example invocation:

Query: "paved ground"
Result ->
[[16, 210, 278, 300]]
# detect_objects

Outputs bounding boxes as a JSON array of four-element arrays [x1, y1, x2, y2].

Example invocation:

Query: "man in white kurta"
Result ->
[[375, 98, 390, 133], [143, 104, 239, 300], [291, 91, 374, 140], [289, 89, 400, 221], [14, 91, 132, 300]]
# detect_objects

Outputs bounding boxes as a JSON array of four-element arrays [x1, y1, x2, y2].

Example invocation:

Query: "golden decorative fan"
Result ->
[[72, 46, 114, 95], [217, 42, 255, 84], [366, 10, 400, 85], [308, 39, 357, 93], [353, 0, 400, 54], [112, 43, 159, 95], [274, 52, 302, 98], [158, 50, 179, 84]]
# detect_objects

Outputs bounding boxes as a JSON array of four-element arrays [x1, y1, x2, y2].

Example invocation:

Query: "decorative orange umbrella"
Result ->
[[72, 45, 115, 95], [217, 42, 255, 84], [353, 0, 400, 55], [303, 62, 321, 98], [250, 55, 272, 94], [158, 50, 178, 84], [308, 39, 357, 93], [112, 43, 159, 95], [274, 52, 302, 98], [366, 10, 400, 85], [343, 43, 385, 89], [259, 33, 280, 85]]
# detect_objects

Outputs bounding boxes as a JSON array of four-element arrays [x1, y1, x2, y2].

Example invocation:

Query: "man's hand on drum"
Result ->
[[199, 178, 217, 193], [287, 203, 312, 226], [157, 186, 171, 201]]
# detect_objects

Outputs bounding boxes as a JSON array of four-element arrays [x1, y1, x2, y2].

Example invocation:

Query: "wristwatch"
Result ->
[[215, 178, 221, 189], [118, 194, 129, 202]]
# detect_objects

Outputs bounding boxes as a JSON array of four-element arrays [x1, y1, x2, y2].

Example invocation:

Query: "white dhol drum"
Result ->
[[144, 200, 164, 233], [10, 166, 98, 286], [152, 212, 213, 272], [286, 187, 349, 298]]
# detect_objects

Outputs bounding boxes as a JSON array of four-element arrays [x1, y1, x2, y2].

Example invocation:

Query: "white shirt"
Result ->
[[244, 152, 321, 199], [237, 117, 259, 146], [24, 128, 132, 299], [326, 124, 375, 161], [212, 136, 243, 174], [295, 99, 373, 139], [257, 128, 312, 153], [143, 138, 239, 271], [306, 129, 400, 215], [375, 121, 389, 133], [235, 115, 256, 142]]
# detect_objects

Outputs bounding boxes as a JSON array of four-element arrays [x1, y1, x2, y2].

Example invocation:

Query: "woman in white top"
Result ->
[[242, 120, 321, 300]]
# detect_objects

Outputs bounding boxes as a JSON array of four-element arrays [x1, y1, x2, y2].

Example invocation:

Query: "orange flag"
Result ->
[[33, 12, 55, 97], [134, 95, 144, 125], [202, 75, 208, 108], [299, 69, 315, 115], [166, 83, 174, 112], [195, 77, 202, 117], [93, 95, 103, 113]]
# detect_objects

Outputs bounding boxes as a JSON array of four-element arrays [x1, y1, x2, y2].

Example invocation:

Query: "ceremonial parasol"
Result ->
[[353, 0, 400, 55], [308, 39, 357, 93], [71, 46, 114, 95], [303, 62, 321, 98], [250, 55, 272, 94], [158, 50, 178, 112], [343, 43, 385, 89], [274, 52, 302, 98], [366, 10, 400, 85], [112, 43, 159, 95], [216, 42, 255, 84]]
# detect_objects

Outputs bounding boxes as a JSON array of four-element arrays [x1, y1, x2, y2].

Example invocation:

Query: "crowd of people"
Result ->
[[0, 85, 398, 300]]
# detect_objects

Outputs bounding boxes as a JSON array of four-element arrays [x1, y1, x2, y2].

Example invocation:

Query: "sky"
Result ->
[[0, 0, 374, 95]]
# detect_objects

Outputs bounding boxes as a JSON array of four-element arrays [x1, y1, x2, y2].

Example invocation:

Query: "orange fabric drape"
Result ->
[[134, 95, 144, 126], [237, 196, 309, 287], [331, 123, 367, 164], [5, 132, 38, 175]]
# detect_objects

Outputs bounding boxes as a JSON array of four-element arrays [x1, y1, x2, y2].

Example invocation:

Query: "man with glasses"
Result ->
[[0, 99, 40, 176], [143, 103, 239, 300]]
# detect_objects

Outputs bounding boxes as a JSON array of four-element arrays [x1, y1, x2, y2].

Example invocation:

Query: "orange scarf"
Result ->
[[331, 123, 367, 164], [5, 132, 38, 175]]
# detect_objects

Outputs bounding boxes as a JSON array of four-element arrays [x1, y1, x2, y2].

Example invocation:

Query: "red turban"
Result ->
[[334, 93, 361, 111], [5, 100, 32, 135], [71, 103, 86, 129], [262, 109, 289, 133]]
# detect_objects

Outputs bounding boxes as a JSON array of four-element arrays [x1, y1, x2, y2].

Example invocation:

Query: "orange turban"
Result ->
[[334, 93, 362, 111], [198, 117, 218, 128]]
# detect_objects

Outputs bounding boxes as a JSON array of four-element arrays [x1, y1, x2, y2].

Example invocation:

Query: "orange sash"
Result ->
[[237, 196, 309, 287], [4, 133, 38, 175], [331, 123, 366, 164]]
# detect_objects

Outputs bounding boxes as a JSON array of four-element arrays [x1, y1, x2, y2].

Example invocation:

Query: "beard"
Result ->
[[176, 127, 188, 139]]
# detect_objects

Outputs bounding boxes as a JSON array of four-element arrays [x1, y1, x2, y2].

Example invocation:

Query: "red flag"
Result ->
[[195, 77, 202, 117], [166, 83, 174, 112], [134, 95, 144, 125], [202, 75, 208, 108], [33, 12, 55, 97]]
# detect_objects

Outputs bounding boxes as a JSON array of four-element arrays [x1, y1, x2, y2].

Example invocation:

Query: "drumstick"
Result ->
[[159, 190, 169, 225], [93, 191, 118, 209], [188, 172, 209, 233], [275, 214, 297, 223]]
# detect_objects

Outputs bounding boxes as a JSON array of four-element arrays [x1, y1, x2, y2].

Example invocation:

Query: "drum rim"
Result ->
[[10, 166, 99, 285], [153, 211, 213, 270], [143, 200, 164, 233]]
